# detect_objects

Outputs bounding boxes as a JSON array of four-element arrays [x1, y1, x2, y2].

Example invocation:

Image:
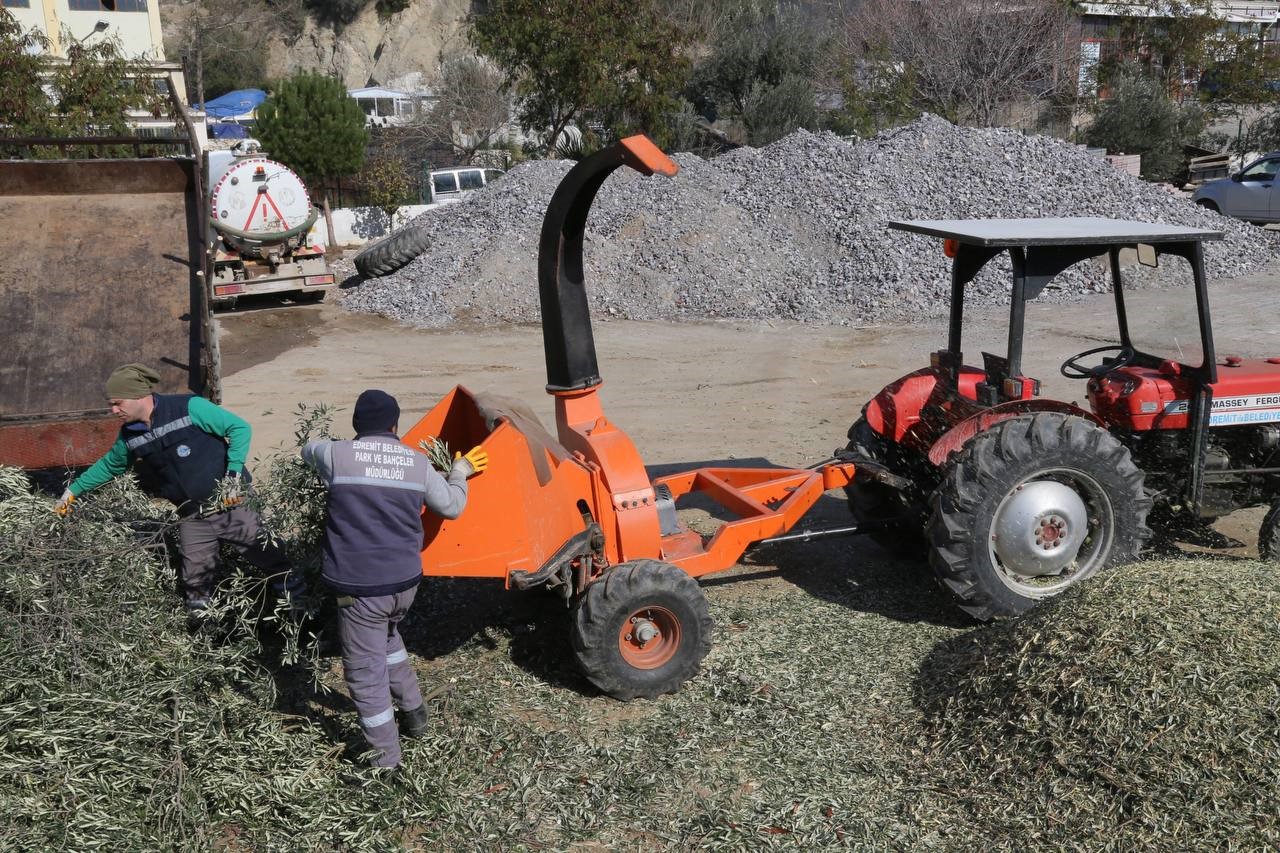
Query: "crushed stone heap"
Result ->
[[341, 114, 1280, 327]]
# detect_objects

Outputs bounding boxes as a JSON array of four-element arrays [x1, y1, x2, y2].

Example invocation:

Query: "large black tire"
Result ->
[[352, 222, 432, 278], [843, 417, 928, 557], [1259, 500, 1280, 560], [1195, 199, 1220, 213], [927, 413, 1151, 620], [570, 560, 712, 700]]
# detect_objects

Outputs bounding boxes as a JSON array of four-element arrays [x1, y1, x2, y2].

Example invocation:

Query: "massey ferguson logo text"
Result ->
[[1164, 395, 1280, 425]]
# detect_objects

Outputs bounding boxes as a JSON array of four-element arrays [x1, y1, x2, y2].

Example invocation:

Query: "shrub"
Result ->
[[1085, 68, 1205, 182]]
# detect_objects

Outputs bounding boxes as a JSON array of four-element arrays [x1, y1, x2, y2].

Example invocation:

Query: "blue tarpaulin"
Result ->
[[210, 122, 250, 139], [198, 89, 266, 119]]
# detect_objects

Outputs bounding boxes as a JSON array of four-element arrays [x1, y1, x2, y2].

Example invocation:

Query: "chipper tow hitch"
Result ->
[[401, 135, 866, 699]]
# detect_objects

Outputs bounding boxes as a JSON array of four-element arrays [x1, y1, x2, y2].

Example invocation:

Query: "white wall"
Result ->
[[307, 203, 454, 248]]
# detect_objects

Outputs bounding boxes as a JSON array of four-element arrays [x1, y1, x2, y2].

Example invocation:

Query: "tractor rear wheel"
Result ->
[[927, 413, 1151, 620], [570, 560, 712, 700], [353, 222, 432, 278], [844, 418, 927, 556], [1258, 500, 1280, 560]]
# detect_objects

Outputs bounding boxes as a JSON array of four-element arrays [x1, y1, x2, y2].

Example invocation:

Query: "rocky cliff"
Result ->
[[160, 0, 473, 90]]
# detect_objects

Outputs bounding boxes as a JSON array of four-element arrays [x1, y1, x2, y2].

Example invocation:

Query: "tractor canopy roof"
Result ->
[[889, 217, 1224, 247]]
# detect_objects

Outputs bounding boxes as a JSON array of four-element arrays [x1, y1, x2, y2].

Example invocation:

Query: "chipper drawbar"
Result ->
[[401, 136, 858, 699]]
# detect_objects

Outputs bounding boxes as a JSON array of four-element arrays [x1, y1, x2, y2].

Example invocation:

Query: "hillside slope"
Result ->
[[159, 0, 472, 90]]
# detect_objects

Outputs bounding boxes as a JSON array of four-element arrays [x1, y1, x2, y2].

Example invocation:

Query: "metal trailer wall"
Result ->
[[0, 157, 207, 470]]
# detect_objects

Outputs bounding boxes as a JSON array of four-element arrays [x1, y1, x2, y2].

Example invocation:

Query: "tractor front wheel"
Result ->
[[570, 560, 712, 700], [927, 413, 1151, 620]]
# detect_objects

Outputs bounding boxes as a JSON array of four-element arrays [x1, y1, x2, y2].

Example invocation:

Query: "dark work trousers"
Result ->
[[337, 586, 425, 768], [176, 505, 291, 608]]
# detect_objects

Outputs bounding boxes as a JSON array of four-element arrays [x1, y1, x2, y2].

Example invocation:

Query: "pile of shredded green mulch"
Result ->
[[1, 413, 1277, 849], [907, 559, 1280, 849]]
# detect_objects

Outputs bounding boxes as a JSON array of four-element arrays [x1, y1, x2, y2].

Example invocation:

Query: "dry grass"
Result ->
[[1, 421, 1277, 849]]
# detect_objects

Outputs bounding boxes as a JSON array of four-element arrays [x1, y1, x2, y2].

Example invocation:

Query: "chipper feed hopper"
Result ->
[[401, 136, 857, 700]]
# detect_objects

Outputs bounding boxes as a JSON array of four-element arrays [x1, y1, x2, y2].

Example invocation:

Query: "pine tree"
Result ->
[[255, 71, 368, 250]]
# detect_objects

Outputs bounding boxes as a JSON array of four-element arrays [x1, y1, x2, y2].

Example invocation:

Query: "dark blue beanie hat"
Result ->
[[353, 389, 400, 435]]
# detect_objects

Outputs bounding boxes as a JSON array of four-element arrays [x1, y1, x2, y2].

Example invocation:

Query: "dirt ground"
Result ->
[[216, 257, 1280, 560]]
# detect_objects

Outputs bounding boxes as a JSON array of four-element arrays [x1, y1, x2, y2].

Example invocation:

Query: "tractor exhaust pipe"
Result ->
[[537, 136, 677, 392]]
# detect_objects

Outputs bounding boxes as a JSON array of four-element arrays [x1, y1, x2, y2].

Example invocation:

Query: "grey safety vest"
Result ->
[[320, 433, 432, 596]]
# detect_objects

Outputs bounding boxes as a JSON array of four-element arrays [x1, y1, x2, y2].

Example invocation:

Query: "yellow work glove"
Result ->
[[55, 489, 76, 517], [455, 446, 489, 476]]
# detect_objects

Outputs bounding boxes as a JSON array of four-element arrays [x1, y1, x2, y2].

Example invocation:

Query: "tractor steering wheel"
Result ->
[[1060, 344, 1136, 379]]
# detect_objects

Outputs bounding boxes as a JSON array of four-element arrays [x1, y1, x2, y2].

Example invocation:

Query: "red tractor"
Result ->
[[838, 217, 1271, 619]]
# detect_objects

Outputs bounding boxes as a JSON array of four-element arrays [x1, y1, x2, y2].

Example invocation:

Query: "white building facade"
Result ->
[[2, 0, 166, 60]]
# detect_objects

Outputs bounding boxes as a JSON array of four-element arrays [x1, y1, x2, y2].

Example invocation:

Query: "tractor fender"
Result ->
[[926, 400, 1102, 466]]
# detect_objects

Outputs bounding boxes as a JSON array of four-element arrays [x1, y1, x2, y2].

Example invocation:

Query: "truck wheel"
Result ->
[[927, 413, 1150, 620], [570, 560, 712, 700], [353, 222, 432, 278], [844, 417, 927, 556]]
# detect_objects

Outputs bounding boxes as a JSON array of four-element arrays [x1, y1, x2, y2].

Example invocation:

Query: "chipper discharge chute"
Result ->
[[401, 136, 861, 700]]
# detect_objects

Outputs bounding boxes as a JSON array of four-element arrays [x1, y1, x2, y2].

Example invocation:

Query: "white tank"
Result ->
[[208, 155, 316, 257]]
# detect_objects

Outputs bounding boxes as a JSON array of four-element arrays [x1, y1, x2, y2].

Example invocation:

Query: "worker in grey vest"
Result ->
[[301, 389, 487, 771]]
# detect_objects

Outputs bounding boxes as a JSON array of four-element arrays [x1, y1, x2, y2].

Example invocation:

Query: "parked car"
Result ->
[[1191, 152, 1280, 224], [429, 166, 505, 204]]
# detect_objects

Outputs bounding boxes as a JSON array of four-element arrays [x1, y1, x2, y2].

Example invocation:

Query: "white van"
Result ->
[[429, 166, 505, 204]]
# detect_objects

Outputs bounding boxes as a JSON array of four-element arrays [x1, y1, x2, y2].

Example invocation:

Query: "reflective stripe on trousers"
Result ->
[[337, 586, 424, 768]]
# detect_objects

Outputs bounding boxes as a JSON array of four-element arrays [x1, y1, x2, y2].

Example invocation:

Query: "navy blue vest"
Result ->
[[122, 394, 243, 516]]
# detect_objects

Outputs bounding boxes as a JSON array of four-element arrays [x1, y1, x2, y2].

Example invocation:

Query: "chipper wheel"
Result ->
[[844, 417, 927, 557], [570, 560, 712, 700], [927, 412, 1151, 620]]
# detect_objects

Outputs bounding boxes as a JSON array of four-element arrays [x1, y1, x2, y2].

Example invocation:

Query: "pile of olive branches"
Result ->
[[0, 405, 347, 848]]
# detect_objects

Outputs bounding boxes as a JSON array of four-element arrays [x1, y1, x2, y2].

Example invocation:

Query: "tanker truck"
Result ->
[[207, 141, 334, 304]]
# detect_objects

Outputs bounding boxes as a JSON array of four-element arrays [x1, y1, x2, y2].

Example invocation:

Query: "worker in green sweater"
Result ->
[[56, 364, 291, 619]]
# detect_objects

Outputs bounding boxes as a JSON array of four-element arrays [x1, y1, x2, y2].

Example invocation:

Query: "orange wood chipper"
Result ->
[[402, 136, 857, 699]]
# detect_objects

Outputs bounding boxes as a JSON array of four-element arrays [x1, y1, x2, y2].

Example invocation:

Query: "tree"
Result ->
[[686, 0, 821, 137], [0, 12, 52, 140], [166, 0, 274, 107], [741, 73, 819, 145], [1085, 66, 1205, 182], [402, 54, 511, 164], [841, 0, 1074, 127], [255, 71, 369, 249], [1092, 0, 1221, 96], [1, 11, 172, 157], [358, 146, 416, 227], [470, 0, 691, 152]]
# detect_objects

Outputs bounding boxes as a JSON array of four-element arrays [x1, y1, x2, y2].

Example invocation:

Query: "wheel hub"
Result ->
[[618, 607, 681, 670], [991, 480, 1089, 577], [632, 618, 660, 644]]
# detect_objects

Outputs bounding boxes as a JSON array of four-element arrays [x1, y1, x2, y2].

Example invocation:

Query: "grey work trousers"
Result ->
[[337, 586, 425, 768], [177, 506, 290, 608]]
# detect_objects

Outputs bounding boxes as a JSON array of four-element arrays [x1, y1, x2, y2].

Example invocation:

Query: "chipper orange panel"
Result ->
[[400, 385, 594, 582]]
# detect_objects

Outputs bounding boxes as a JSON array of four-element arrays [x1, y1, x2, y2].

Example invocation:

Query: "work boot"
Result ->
[[400, 704, 430, 738], [185, 598, 211, 634]]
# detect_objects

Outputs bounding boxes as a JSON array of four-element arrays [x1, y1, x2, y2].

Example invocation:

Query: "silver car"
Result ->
[[1192, 152, 1280, 223]]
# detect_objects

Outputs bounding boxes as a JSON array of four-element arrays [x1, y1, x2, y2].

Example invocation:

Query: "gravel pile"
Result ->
[[341, 114, 1280, 327]]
